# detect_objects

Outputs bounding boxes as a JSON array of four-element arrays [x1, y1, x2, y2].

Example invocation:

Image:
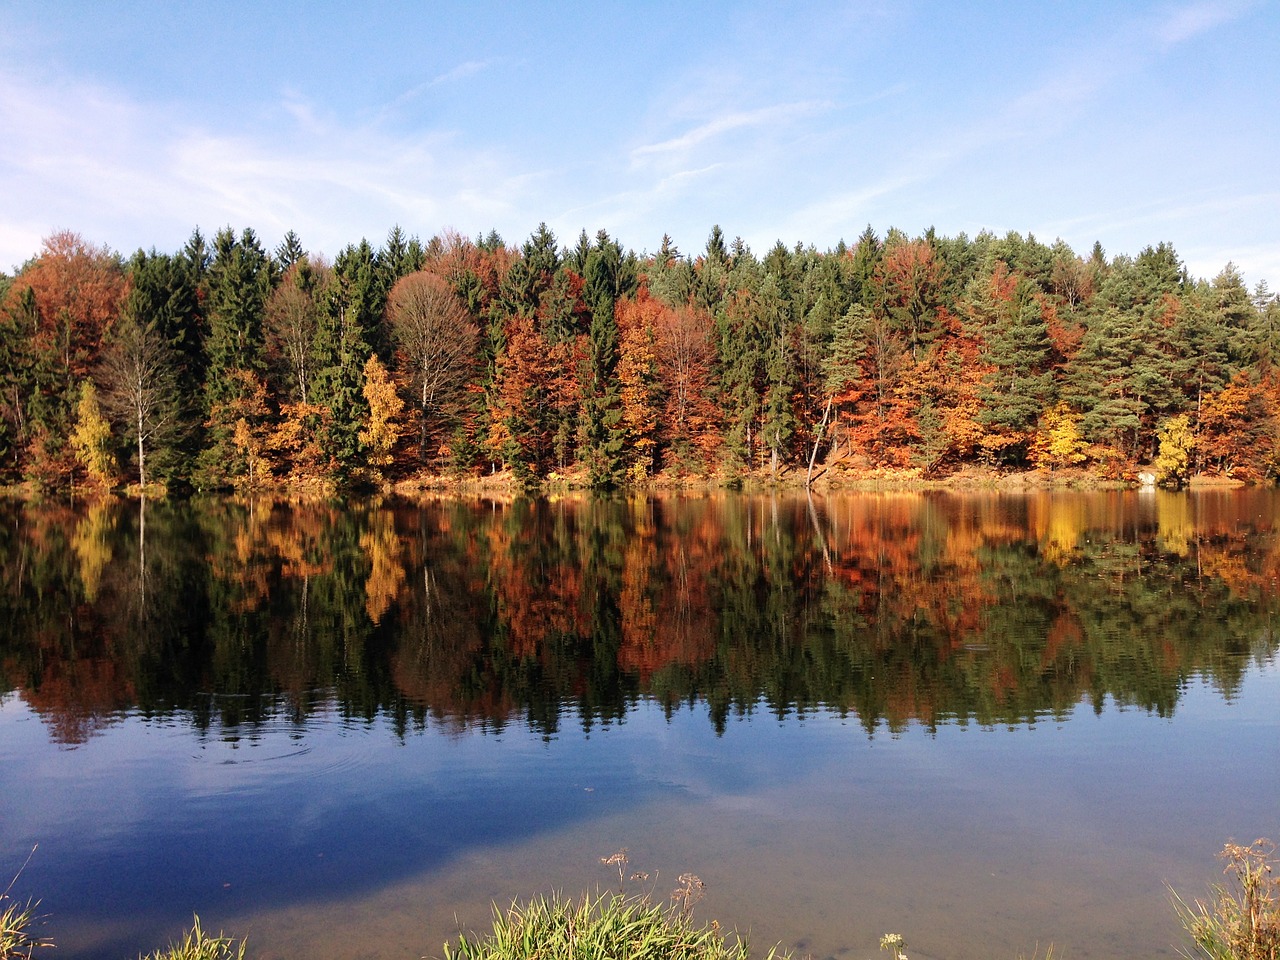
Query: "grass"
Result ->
[[138, 916, 247, 960], [1, 848, 50, 960], [0, 896, 47, 960], [441, 890, 786, 960], [1173, 839, 1280, 960], [1, 838, 1274, 959]]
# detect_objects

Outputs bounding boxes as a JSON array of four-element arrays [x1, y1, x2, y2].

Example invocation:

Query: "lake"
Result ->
[[1, 490, 1277, 960]]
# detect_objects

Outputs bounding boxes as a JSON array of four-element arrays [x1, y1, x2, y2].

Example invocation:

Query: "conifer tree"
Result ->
[[313, 240, 382, 476], [848, 225, 882, 307], [757, 275, 797, 475], [123, 249, 204, 480], [274, 230, 306, 272], [203, 227, 272, 410], [979, 288, 1055, 436], [197, 227, 274, 486], [1063, 308, 1152, 456], [582, 231, 628, 487]]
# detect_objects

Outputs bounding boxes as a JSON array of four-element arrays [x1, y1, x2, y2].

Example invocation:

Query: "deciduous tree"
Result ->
[[386, 271, 479, 463], [69, 380, 115, 489], [359, 354, 404, 477], [97, 300, 179, 491]]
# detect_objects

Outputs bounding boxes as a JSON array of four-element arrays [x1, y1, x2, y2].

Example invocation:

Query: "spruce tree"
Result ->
[[197, 228, 273, 486], [757, 275, 797, 475], [274, 230, 305, 272], [312, 240, 383, 476], [582, 231, 627, 487], [203, 227, 272, 411], [979, 287, 1055, 435]]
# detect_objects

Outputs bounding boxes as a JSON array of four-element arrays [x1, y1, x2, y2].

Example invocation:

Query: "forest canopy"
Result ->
[[2, 223, 1278, 493]]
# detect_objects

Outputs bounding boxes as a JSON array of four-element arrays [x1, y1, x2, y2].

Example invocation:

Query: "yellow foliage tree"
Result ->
[[1029, 402, 1088, 470], [1154, 413, 1195, 487], [359, 355, 404, 473], [231, 416, 271, 489], [69, 380, 116, 488]]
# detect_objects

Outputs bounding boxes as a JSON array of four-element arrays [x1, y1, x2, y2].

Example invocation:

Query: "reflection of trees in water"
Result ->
[[1, 491, 1278, 743]]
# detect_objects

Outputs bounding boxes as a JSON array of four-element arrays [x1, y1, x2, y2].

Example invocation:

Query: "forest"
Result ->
[[1, 223, 1278, 493]]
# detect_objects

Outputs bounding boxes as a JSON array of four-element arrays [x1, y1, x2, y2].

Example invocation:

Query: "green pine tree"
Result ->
[[312, 240, 383, 477]]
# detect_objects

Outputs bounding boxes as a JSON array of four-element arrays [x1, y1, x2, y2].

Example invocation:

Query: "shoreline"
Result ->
[[0, 464, 1255, 503]]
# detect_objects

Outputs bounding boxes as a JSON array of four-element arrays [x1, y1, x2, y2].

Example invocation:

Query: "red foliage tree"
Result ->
[[11, 231, 126, 384]]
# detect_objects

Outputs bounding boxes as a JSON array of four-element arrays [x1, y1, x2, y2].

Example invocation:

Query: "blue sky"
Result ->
[[1, 1, 1276, 288]]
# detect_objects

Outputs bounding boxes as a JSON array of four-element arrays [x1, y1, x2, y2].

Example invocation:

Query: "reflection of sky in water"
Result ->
[[4, 659, 1277, 960]]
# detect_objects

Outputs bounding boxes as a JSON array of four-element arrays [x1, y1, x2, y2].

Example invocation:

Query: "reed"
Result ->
[[138, 916, 246, 960], [1, 848, 50, 960], [1173, 839, 1279, 960], [0, 896, 47, 960], [442, 890, 785, 960]]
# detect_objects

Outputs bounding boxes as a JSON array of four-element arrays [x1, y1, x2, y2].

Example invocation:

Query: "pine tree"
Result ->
[[378, 225, 425, 303], [756, 275, 797, 475], [123, 249, 204, 480], [582, 231, 629, 487], [1063, 308, 1151, 456], [312, 240, 382, 476], [203, 227, 272, 410], [848, 224, 882, 307], [979, 289, 1055, 436], [716, 291, 765, 470], [274, 230, 306, 272]]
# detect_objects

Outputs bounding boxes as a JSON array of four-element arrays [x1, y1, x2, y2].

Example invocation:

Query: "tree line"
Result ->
[[2, 222, 1278, 492]]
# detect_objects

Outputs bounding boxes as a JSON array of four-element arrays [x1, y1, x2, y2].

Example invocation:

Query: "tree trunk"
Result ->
[[137, 404, 146, 491], [807, 396, 834, 488]]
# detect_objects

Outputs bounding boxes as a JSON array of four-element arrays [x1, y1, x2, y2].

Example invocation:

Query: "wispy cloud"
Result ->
[[380, 60, 496, 119], [631, 101, 827, 162], [1034, 190, 1280, 283], [782, 0, 1258, 248], [0, 67, 528, 263], [779, 173, 926, 244], [432, 60, 491, 86], [1040, 191, 1280, 239], [1156, 0, 1257, 46]]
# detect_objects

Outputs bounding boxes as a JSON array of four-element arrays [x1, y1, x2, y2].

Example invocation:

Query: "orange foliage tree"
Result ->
[[11, 231, 126, 386], [615, 292, 666, 479], [873, 238, 947, 359], [1197, 372, 1278, 479], [5, 232, 126, 484], [655, 300, 717, 468]]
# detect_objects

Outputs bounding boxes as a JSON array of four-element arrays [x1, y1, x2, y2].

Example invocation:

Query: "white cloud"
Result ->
[[0, 67, 532, 264], [379, 60, 497, 120], [630, 101, 828, 164], [1156, 0, 1257, 46], [1034, 189, 1280, 278]]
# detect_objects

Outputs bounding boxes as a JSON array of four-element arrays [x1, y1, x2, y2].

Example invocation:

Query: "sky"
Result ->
[[1, 0, 1277, 289]]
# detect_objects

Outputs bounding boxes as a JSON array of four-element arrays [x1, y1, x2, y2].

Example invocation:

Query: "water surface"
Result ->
[[1, 491, 1276, 960]]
